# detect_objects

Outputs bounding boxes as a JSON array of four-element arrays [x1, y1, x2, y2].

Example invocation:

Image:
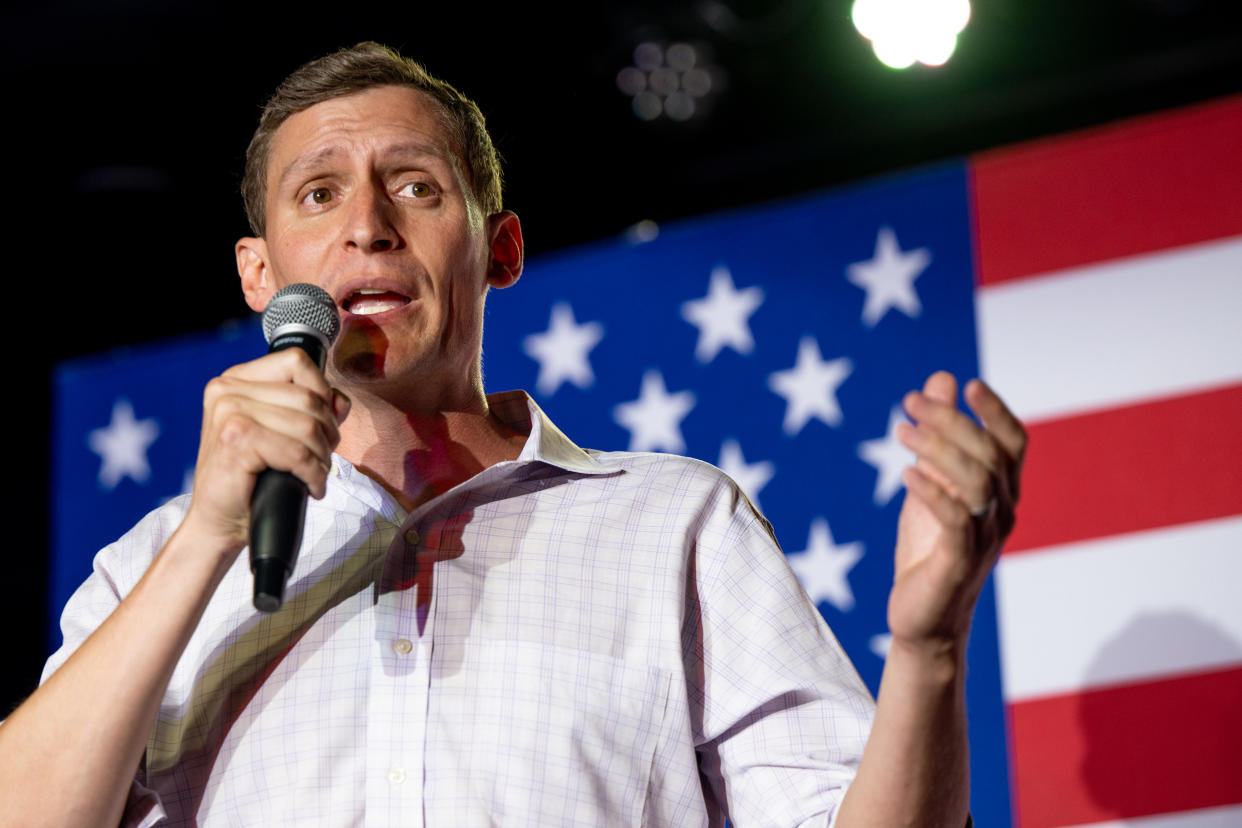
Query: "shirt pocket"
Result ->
[[428, 640, 672, 827]]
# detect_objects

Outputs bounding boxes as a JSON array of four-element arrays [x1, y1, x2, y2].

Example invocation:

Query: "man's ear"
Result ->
[[236, 236, 275, 312], [485, 211, 523, 289]]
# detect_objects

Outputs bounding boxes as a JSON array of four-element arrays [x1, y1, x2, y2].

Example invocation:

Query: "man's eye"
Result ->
[[308, 187, 333, 204], [403, 182, 434, 198]]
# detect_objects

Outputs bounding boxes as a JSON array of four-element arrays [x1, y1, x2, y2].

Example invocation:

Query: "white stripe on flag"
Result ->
[[1062, 804, 1242, 828], [995, 514, 1242, 701], [976, 234, 1242, 423]]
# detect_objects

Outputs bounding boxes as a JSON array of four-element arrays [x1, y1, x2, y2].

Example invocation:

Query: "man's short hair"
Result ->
[[242, 41, 503, 237]]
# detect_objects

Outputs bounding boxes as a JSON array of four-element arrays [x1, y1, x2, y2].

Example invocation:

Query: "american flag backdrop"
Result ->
[[51, 94, 1242, 826], [974, 97, 1242, 826]]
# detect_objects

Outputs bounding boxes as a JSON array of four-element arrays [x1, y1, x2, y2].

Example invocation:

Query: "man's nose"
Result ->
[[345, 182, 401, 252]]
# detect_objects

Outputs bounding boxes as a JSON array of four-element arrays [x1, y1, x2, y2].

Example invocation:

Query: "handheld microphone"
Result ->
[[250, 283, 341, 613]]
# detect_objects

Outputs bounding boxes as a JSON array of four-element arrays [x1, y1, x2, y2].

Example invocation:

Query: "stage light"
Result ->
[[616, 40, 719, 122], [852, 0, 970, 69]]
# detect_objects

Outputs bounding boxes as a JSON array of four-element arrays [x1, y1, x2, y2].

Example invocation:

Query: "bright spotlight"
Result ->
[[852, 0, 971, 69]]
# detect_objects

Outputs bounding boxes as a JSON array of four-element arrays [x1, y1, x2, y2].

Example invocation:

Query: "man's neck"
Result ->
[[334, 388, 528, 512]]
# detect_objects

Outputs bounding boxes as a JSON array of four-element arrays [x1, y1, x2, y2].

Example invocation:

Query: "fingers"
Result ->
[[897, 419, 992, 507], [922, 370, 958, 405], [900, 372, 1025, 517], [902, 465, 973, 532], [902, 386, 1002, 481], [906, 373, 1024, 468], [209, 410, 334, 497], [964, 378, 1027, 468], [223, 347, 335, 400], [191, 348, 352, 538], [179, 348, 353, 555], [207, 391, 333, 483], [205, 375, 342, 460], [203, 350, 349, 493]]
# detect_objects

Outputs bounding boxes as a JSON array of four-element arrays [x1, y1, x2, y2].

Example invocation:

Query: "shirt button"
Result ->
[[388, 768, 406, 784], [404, 528, 421, 546], [393, 638, 413, 655]]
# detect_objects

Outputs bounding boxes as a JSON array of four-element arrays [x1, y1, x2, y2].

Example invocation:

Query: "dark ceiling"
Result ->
[[3, 0, 1241, 706]]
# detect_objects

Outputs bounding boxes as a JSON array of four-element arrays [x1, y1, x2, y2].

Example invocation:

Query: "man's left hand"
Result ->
[[890, 371, 1027, 649]]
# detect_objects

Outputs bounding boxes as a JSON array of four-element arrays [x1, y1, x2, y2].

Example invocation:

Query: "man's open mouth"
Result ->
[[343, 289, 412, 316]]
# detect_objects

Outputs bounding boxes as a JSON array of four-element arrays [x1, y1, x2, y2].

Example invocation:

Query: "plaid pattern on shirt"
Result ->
[[44, 391, 874, 827]]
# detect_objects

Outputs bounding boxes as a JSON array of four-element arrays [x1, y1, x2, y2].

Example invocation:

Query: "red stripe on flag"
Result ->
[[1004, 384, 1242, 554], [971, 95, 1242, 287], [1008, 666, 1242, 828]]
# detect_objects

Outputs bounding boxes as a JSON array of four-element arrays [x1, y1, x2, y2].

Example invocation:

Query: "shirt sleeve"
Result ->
[[39, 498, 191, 828], [685, 480, 876, 828]]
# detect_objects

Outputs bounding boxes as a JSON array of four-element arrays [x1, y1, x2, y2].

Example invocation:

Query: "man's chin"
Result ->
[[333, 321, 391, 380], [336, 351, 387, 380]]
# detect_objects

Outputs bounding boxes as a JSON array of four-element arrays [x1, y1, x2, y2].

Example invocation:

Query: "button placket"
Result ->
[[366, 562, 430, 827]]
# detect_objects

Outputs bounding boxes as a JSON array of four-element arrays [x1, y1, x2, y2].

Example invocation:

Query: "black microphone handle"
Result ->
[[249, 331, 328, 613], [250, 469, 309, 612]]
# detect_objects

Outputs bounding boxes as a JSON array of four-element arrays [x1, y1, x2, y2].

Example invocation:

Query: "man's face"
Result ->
[[236, 85, 521, 401]]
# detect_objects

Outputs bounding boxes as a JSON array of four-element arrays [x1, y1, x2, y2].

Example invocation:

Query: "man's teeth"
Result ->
[[351, 299, 405, 315], [347, 289, 410, 315]]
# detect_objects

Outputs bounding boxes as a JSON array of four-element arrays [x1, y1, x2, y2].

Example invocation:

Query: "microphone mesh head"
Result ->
[[261, 283, 341, 345]]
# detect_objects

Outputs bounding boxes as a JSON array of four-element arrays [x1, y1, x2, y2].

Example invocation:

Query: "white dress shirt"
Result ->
[[44, 391, 874, 827]]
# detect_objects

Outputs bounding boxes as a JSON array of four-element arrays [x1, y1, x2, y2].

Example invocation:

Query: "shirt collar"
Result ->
[[486, 390, 611, 476], [327, 389, 615, 520]]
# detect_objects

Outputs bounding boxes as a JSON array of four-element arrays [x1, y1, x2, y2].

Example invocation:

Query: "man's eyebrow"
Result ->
[[376, 141, 456, 170], [275, 141, 456, 192], [276, 145, 346, 192]]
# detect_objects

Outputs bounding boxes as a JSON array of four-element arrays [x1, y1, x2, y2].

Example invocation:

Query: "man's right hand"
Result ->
[[183, 347, 350, 559]]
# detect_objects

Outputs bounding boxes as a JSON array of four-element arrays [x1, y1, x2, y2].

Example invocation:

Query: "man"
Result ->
[[0, 43, 1024, 826]]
